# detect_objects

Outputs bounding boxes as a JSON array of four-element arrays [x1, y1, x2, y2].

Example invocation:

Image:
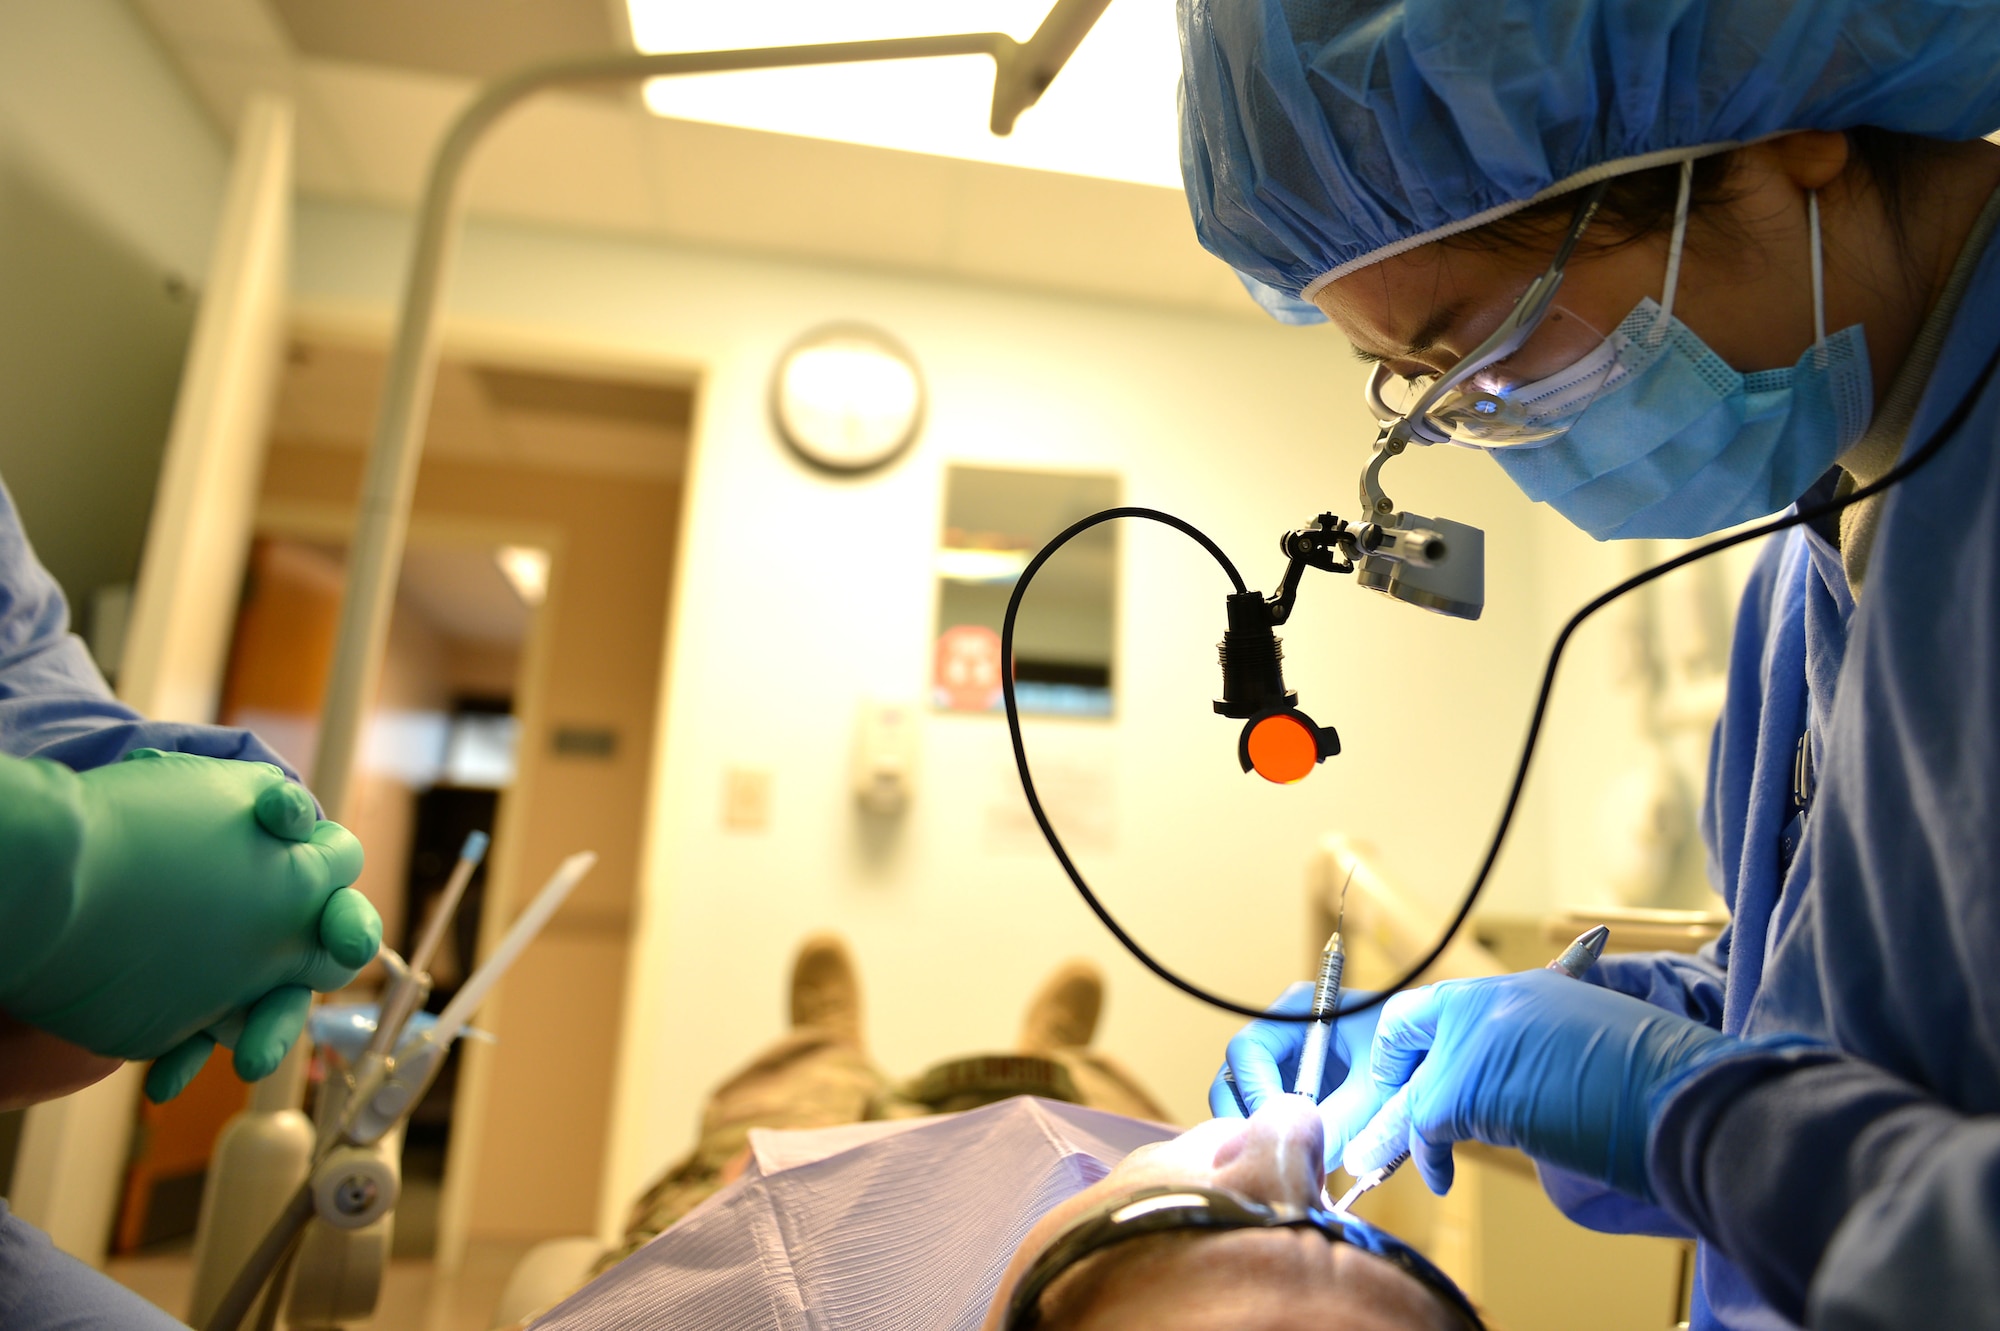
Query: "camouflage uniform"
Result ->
[[594, 1030, 1170, 1274]]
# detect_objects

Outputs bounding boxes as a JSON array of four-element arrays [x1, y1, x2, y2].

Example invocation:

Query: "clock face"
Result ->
[[771, 325, 925, 475]]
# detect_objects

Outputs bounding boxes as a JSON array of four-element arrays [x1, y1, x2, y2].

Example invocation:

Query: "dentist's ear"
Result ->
[[1760, 130, 1852, 193]]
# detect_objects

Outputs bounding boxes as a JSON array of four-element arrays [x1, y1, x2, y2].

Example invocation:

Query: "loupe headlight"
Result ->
[[1354, 512, 1485, 620]]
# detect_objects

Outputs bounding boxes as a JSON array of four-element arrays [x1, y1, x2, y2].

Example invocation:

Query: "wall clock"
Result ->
[[770, 324, 925, 476]]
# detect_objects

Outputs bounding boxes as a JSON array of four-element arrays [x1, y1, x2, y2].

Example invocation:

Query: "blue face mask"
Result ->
[[1493, 303, 1873, 539], [1490, 189, 1874, 541]]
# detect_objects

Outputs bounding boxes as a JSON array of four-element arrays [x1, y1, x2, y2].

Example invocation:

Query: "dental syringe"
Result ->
[[1327, 924, 1609, 1217], [1293, 865, 1354, 1098]]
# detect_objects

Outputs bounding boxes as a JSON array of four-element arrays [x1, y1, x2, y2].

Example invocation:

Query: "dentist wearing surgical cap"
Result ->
[[1187, 1, 2000, 1327], [0, 473, 378, 1328]]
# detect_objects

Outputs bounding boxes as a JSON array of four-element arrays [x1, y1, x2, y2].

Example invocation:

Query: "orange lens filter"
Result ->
[[1245, 712, 1319, 784]]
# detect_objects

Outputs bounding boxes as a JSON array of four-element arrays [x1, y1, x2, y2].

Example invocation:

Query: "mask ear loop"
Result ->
[[1808, 189, 1829, 368], [1650, 158, 1695, 347]]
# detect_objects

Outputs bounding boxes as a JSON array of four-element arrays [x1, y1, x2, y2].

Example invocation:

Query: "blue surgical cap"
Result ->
[[1180, 0, 2000, 322]]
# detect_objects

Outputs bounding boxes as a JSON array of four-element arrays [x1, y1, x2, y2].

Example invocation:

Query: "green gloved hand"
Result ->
[[0, 749, 377, 1101]]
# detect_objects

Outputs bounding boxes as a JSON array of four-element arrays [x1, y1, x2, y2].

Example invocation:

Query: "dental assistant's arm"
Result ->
[[0, 1014, 120, 1110], [0, 477, 300, 776], [0, 754, 119, 1107], [0, 748, 379, 1103]]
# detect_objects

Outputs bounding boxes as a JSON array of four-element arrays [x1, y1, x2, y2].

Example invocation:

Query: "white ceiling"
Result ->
[[128, 0, 1258, 318], [272, 336, 688, 646], [399, 540, 535, 646], [266, 0, 629, 84]]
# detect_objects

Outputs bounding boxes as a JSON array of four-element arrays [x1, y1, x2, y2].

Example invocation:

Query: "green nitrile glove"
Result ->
[[0, 749, 377, 1101]]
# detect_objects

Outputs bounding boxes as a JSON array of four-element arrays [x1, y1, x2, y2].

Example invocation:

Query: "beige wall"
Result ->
[[1528, 522, 1766, 912], [257, 441, 678, 1240], [0, 0, 223, 634]]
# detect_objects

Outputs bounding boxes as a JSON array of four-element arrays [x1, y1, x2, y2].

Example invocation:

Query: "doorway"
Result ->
[[110, 332, 692, 1267]]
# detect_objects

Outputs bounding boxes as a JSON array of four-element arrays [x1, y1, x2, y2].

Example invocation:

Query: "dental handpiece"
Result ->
[[1546, 924, 1611, 981], [1294, 866, 1356, 1099], [1327, 925, 1610, 1216]]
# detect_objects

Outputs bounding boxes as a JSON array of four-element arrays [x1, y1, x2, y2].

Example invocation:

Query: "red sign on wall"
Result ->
[[934, 624, 1003, 712]]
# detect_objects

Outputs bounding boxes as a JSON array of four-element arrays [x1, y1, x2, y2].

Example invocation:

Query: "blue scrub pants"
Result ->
[[0, 1200, 185, 1329]]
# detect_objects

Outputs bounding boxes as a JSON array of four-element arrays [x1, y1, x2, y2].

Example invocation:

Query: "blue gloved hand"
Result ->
[[0, 750, 377, 1102], [1327, 970, 1733, 1199], [1208, 981, 1382, 1122]]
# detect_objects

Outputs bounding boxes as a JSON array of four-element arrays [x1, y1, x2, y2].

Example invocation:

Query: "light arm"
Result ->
[[313, 2, 1112, 819]]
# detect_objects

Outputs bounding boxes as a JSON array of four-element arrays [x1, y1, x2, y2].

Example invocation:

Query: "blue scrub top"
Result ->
[[1542, 220, 2000, 1328], [0, 476, 298, 775], [0, 478, 307, 1329]]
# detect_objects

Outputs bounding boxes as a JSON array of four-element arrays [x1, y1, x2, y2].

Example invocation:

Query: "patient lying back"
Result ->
[[985, 1095, 1478, 1331], [534, 1095, 1477, 1331], [530, 936, 1477, 1330]]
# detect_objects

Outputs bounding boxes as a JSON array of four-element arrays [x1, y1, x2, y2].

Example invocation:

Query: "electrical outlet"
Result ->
[[723, 767, 772, 832]]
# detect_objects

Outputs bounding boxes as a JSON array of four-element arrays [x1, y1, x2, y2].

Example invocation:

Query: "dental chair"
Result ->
[[493, 1238, 608, 1328]]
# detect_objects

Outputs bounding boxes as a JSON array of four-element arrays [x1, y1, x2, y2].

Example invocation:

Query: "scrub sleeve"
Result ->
[[0, 476, 298, 776], [0, 1200, 184, 1331], [0, 472, 304, 1326]]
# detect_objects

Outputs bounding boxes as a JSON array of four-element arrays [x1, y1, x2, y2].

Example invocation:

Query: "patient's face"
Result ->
[[981, 1097, 1462, 1331]]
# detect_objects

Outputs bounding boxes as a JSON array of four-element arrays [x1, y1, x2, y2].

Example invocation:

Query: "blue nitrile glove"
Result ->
[[1328, 970, 1734, 1200], [0, 750, 378, 1102], [1209, 981, 1382, 1120]]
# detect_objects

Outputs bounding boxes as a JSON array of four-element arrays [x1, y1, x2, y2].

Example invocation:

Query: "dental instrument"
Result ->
[[408, 830, 488, 976], [202, 849, 596, 1331], [1326, 925, 1609, 1217], [1292, 866, 1354, 1098], [346, 850, 596, 1145], [1547, 925, 1612, 981], [357, 830, 487, 1075]]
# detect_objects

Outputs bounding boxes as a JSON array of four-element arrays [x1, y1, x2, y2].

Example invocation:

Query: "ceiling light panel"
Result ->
[[626, 0, 1181, 188]]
